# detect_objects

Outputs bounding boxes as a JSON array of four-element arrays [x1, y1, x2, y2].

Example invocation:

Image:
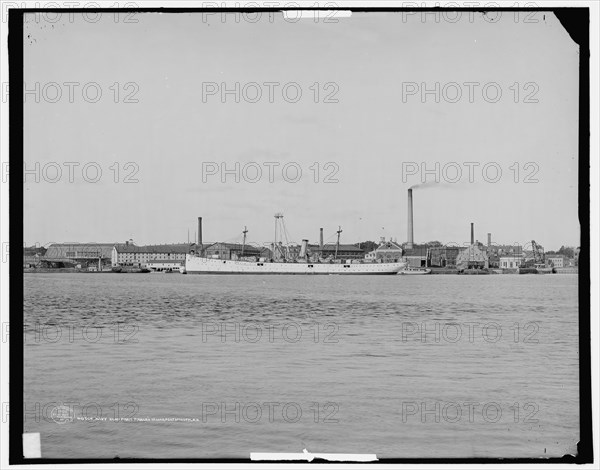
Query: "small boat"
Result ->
[[398, 267, 431, 275]]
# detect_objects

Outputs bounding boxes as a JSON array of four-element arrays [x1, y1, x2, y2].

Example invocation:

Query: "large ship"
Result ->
[[184, 215, 406, 275]]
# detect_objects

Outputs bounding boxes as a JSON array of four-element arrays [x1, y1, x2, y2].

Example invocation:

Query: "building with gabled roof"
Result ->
[[112, 242, 198, 267], [365, 238, 403, 262]]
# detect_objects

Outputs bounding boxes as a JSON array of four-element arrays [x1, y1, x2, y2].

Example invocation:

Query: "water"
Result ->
[[23, 273, 579, 459]]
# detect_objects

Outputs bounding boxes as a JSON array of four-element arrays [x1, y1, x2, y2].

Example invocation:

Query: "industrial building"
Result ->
[[427, 246, 461, 268], [455, 223, 489, 270]]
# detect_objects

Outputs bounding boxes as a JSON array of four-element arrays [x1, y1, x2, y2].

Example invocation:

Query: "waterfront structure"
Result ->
[[402, 245, 428, 267], [365, 238, 403, 262], [499, 254, 524, 269], [546, 255, 568, 268], [23, 246, 47, 267], [427, 246, 461, 268], [111, 242, 197, 267], [43, 243, 114, 269], [456, 244, 489, 270]]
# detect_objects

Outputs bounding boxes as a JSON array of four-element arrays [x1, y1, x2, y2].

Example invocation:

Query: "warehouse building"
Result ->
[[43, 243, 114, 269], [112, 242, 198, 267]]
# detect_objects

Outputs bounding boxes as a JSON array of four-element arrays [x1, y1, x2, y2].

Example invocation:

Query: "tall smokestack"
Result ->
[[197, 217, 203, 251], [407, 189, 414, 249], [470, 222, 474, 245], [319, 228, 324, 251], [487, 233, 491, 248]]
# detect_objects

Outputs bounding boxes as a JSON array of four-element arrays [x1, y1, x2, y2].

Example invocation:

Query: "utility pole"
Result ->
[[242, 226, 248, 257], [335, 226, 342, 260]]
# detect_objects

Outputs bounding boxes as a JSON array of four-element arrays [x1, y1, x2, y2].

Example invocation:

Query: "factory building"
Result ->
[[455, 223, 489, 270], [112, 242, 197, 267], [456, 244, 489, 270], [402, 245, 429, 267], [427, 246, 461, 268], [43, 243, 114, 269]]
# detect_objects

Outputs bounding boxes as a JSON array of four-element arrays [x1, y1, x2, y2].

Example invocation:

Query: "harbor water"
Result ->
[[23, 273, 579, 459]]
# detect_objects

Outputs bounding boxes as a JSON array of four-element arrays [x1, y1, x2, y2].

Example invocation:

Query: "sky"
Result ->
[[22, 10, 580, 251]]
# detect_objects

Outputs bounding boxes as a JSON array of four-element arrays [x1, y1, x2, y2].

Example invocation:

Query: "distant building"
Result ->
[[365, 238, 403, 262], [308, 243, 365, 260], [112, 242, 197, 267], [499, 254, 524, 269], [43, 243, 114, 268], [23, 245, 47, 267], [546, 255, 568, 268], [402, 245, 428, 267], [203, 242, 271, 261], [456, 244, 489, 270], [427, 246, 461, 268]]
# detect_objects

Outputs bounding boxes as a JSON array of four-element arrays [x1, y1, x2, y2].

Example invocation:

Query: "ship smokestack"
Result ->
[[470, 222, 474, 245], [299, 239, 309, 259], [407, 189, 414, 249], [319, 228, 324, 251], [198, 217, 203, 252]]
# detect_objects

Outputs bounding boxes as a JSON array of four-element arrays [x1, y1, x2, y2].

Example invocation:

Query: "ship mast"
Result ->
[[274, 213, 284, 261], [242, 226, 248, 257]]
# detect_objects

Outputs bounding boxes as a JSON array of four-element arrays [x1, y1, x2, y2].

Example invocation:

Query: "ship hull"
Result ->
[[185, 255, 405, 275]]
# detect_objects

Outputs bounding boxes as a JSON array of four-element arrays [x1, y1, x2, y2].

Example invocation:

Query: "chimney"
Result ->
[[319, 228, 324, 251], [197, 217, 203, 251], [487, 232, 491, 248], [470, 222, 474, 245], [407, 189, 414, 249]]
